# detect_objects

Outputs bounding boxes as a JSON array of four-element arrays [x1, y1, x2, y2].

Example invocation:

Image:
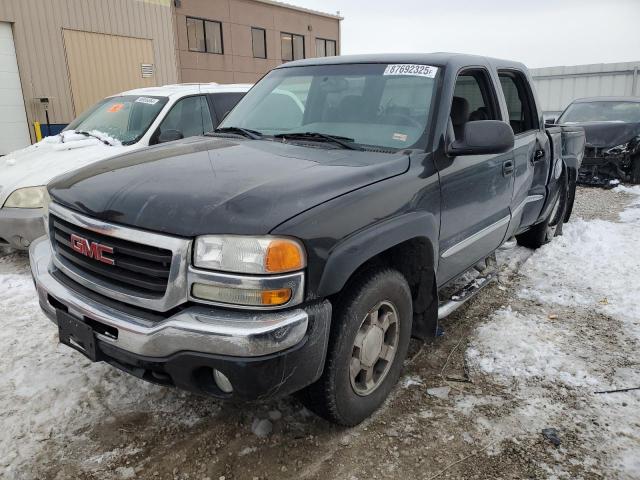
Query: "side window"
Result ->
[[498, 71, 539, 134], [210, 92, 246, 122], [157, 96, 213, 140], [451, 70, 500, 140]]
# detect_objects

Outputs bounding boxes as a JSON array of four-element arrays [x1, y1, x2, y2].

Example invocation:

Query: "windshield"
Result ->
[[559, 101, 640, 124], [65, 95, 169, 145], [220, 63, 438, 149]]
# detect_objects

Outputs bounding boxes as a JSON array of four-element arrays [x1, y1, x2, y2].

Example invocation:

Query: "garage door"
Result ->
[[63, 30, 156, 115], [0, 22, 31, 155]]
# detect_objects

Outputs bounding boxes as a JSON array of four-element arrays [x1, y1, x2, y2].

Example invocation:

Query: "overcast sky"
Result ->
[[294, 0, 639, 68]]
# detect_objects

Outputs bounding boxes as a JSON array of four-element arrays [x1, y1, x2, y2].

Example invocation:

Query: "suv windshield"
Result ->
[[220, 63, 438, 150], [559, 101, 640, 124], [65, 95, 169, 145]]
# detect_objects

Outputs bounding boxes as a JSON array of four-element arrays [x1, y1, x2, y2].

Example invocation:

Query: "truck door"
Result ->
[[498, 70, 546, 235], [436, 69, 514, 285]]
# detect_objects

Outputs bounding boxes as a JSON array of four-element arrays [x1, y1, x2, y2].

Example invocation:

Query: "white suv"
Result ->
[[0, 83, 251, 249]]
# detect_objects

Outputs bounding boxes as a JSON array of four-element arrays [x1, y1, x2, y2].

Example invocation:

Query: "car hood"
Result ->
[[49, 136, 410, 237], [0, 134, 135, 205], [562, 121, 640, 148]]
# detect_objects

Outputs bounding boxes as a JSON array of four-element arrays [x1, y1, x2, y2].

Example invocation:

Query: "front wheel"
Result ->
[[300, 268, 413, 426], [516, 167, 568, 249]]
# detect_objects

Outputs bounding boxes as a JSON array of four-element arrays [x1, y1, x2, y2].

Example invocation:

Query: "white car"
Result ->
[[0, 83, 251, 249]]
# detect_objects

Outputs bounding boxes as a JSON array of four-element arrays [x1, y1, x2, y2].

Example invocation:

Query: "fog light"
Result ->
[[213, 369, 233, 393], [192, 283, 292, 306]]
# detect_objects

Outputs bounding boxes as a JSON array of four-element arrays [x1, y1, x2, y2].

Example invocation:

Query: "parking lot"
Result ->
[[1, 185, 638, 480]]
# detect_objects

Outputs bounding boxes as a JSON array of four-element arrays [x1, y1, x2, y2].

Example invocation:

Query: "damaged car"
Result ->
[[553, 96, 640, 186]]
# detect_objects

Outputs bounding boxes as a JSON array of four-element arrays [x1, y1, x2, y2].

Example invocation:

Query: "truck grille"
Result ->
[[50, 214, 173, 298]]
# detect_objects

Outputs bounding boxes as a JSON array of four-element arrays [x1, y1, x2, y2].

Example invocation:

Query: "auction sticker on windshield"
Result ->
[[135, 97, 160, 105], [383, 64, 438, 78]]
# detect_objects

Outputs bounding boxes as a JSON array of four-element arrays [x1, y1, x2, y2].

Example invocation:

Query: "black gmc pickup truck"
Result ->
[[30, 54, 585, 425]]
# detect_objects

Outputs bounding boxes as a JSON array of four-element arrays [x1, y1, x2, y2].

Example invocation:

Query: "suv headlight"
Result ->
[[191, 235, 306, 308], [194, 235, 306, 274], [3, 186, 49, 209]]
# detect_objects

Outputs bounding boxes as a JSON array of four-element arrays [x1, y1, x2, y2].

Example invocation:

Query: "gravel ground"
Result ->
[[1, 185, 639, 480]]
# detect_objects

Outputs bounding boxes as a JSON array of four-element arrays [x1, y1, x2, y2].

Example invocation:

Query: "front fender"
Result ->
[[317, 211, 439, 298]]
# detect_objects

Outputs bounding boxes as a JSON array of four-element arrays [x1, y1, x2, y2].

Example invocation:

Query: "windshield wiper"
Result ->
[[75, 130, 116, 146], [211, 126, 263, 140], [273, 132, 363, 151]]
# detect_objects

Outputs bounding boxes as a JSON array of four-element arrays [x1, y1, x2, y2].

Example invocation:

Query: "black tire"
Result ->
[[516, 167, 568, 249], [300, 268, 413, 426], [631, 156, 640, 184]]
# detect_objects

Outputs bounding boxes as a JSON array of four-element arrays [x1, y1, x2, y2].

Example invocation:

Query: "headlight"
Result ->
[[194, 235, 306, 274], [3, 186, 49, 209], [605, 142, 629, 156]]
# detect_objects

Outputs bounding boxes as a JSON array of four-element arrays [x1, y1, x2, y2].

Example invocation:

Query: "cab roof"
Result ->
[[277, 52, 529, 72], [116, 83, 252, 99]]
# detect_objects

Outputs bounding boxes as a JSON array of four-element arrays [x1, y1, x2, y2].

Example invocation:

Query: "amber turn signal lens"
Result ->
[[261, 288, 292, 305], [265, 239, 305, 273]]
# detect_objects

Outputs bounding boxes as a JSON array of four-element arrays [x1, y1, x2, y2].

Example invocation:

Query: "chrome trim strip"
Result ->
[[511, 194, 544, 218], [30, 237, 308, 357], [188, 267, 305, 310], [441, 215, 510, 259], [49, 203, 191, 312]]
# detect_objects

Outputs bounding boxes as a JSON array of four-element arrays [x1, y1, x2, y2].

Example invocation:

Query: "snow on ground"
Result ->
[[465, 187, 640, 479], [0, 252, 209, 479]]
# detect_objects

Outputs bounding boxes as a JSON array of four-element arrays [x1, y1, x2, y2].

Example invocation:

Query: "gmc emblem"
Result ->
[[70, 234, 115, 265]]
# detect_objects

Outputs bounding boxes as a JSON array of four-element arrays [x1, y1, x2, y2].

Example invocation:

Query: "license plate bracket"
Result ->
[[57, 310, 100, 361]]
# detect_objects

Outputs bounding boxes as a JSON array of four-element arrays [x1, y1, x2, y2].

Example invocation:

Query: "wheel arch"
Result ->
[[317, 212, 440, 339]]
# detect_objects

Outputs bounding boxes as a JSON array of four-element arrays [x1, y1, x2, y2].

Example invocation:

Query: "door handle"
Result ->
[[533, 149, 545, 162], [503, 160, 514, 176]]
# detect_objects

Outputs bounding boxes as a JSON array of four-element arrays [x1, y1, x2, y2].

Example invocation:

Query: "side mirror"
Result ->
[[448, 120, 514, 156], [157, 129, 184, 144], [544, 116, 558, 126]]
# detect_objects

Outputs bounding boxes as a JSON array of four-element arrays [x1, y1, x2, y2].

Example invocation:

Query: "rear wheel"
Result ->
[[516, 167, 568, 249], [300, 268, 413, 426]]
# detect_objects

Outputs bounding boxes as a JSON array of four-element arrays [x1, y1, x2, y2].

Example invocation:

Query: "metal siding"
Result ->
[[531, 61, 640, 113], [0, 0, 178, 142]]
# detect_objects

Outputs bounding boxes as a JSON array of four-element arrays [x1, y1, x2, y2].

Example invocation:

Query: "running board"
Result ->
[[437, 270, 497, 320]]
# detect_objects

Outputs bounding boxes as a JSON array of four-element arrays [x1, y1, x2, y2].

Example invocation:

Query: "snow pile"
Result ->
[[41, 130, 122, 150], [465, 188, 640, 478], [467, 307, 598, 387]]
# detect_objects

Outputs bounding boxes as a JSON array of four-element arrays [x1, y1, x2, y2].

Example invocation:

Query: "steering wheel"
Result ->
[[384, 113, 422, 128]]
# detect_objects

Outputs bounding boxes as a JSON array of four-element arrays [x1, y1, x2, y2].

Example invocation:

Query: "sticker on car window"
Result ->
[[383, 64, 438, 78], [107, 103, 124, 113], [392, 133, 408, 142], [135, 97, 159, 105]]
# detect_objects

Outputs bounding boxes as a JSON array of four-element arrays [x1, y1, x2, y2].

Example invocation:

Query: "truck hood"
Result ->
[[49, 136, 410, 237], [0, 134, 135, 206], [562, 121, 640, 148]]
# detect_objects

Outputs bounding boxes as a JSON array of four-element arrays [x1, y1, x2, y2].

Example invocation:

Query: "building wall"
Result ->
[[0, 0, 179, 141], [531, 61, 640, 114], [174, 0, 341, 84]]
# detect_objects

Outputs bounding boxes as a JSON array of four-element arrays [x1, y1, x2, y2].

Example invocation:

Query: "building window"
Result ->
[[315, 38, 336, 57], [281, 32, 304, 61], [187, 17, 223, 54], [252, 27, 267, 59]]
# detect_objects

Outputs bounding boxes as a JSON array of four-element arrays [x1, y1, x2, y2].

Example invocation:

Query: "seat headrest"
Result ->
[[451, 96, 470, 125]]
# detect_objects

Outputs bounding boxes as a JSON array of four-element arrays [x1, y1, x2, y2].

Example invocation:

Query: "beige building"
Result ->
[[0, 0, 341, 154]]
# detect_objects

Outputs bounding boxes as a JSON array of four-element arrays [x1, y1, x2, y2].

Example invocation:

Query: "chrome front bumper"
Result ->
[[30, 237, 309, 358], [0, 207, 46, 249]]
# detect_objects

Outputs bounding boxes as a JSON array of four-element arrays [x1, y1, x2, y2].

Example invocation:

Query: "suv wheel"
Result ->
[[301, 268, 413, 426]]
